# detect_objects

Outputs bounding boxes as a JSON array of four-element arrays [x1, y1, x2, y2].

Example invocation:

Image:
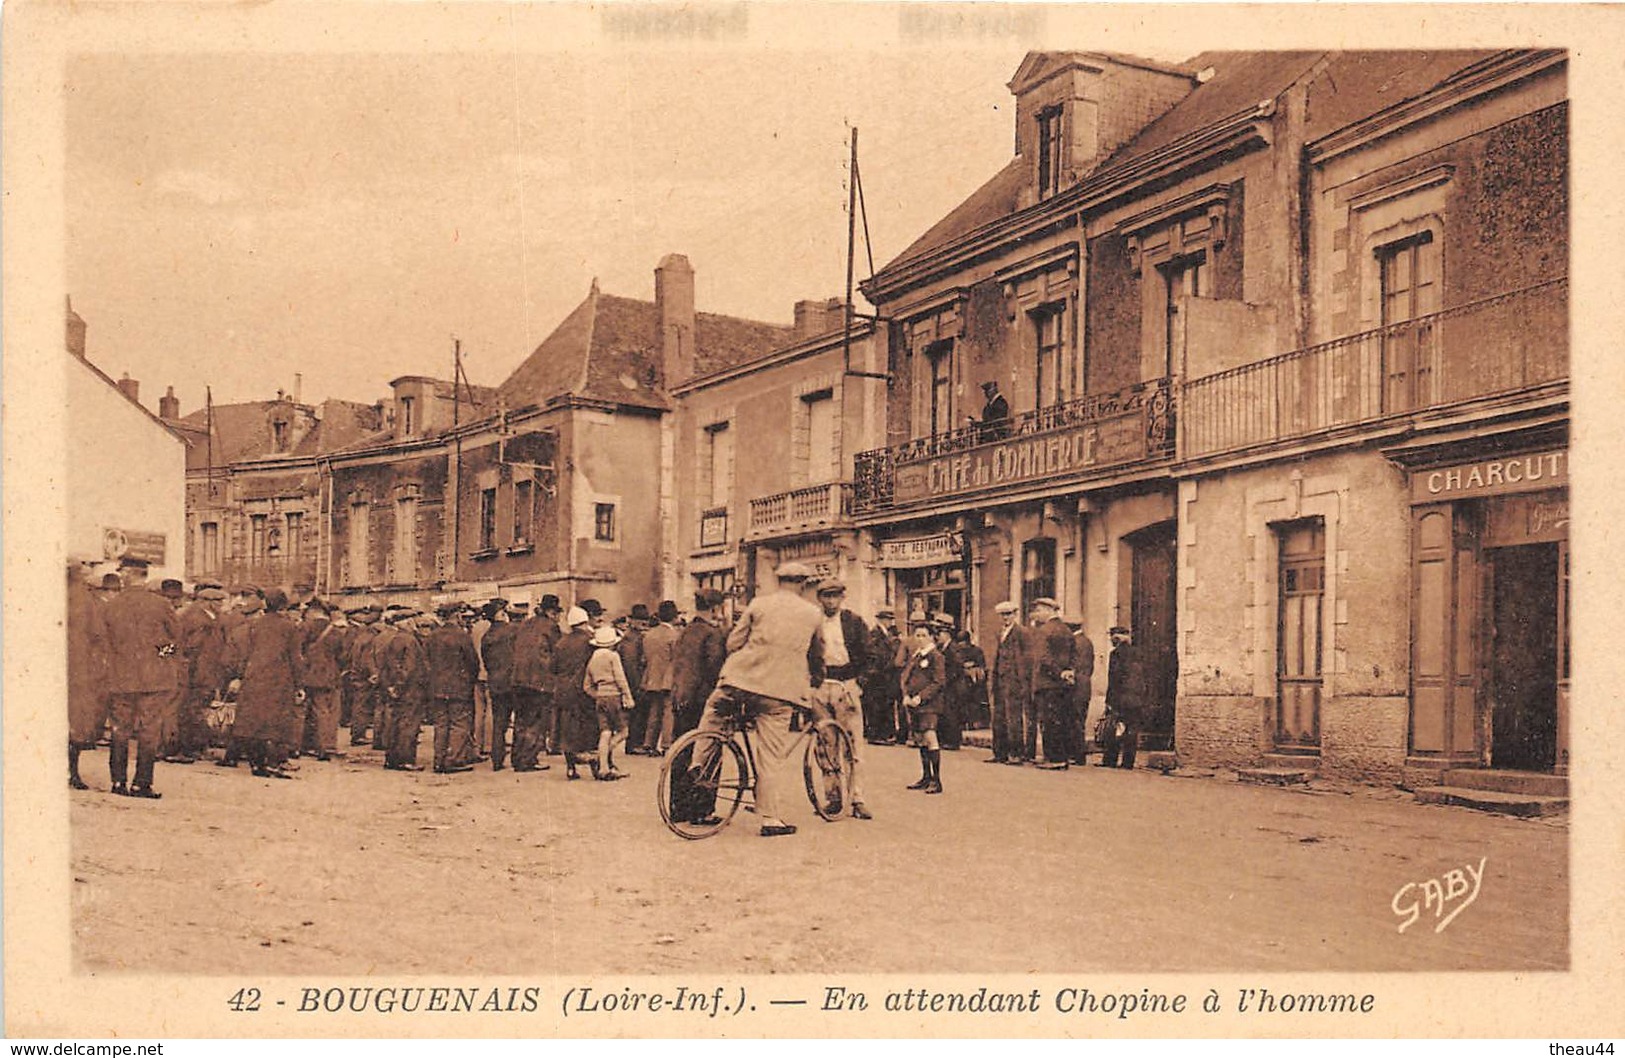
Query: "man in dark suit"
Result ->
[[1028, 597, 1076, 770], [671, 589, 728, 738], [481, 600, 520, 769], [510, 598, 557, 772], [988, 600, 1030, 765], [1069, 621, 1097, 766], [300, 602, 346, 761], [1102, 625, 1145, 769], [173, 583, 228, 763], [379, 609, 427, 771], [861, 608, 900, 744], [68, 563, 109, 789], [103, 560, 182, 798], [976, 380, 1012, 441], [425, 602, 479, 774]]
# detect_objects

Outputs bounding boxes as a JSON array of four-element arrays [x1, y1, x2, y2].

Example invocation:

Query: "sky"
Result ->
[[65, 40, 1054, 413]]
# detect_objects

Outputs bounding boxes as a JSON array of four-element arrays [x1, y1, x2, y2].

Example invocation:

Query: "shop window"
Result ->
[[200, 522, 220, 573], [1021, 538, 1057, 615], [249, 514, 268, 563], [595, 502, 617, 543], [1379, 233, 1440, 412], [1036, 106, 1064, 199]]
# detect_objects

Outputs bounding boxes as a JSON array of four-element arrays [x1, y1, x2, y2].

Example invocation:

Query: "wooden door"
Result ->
[[1488, 543, 1560, 771], [1129, 522, 1178, 749], [1276, 521, 1324, 750]]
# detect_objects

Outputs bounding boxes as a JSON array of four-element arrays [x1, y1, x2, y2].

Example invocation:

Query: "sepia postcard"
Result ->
[[4, 0, 1624, 1041]]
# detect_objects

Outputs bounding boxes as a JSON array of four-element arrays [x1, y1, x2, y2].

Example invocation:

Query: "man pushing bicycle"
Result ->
[[686, 560, 824, 837]]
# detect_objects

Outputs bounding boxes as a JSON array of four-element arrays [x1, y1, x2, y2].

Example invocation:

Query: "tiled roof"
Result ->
[[875, 50, 1496, 279], [177, 398, 385, 468], [1300, 50, 1502, 142], [499, 285, 794, 412]]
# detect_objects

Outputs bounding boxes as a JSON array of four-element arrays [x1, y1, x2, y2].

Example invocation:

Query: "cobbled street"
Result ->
[[70, 741, 1567, 975]]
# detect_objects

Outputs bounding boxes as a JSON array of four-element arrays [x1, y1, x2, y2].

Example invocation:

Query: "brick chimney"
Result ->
[[65, 296, 87, 359], [794, 297, 848, 340], [159, 385, 180, 419], [654, 253, 696, 386], [116, 373, 140, 405]]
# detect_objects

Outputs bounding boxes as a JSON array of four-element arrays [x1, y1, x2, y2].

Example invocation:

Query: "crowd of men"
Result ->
[[66, 558, 737, 797], [67, 553, 1153, 814]]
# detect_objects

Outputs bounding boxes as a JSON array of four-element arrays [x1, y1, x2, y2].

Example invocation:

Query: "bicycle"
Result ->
[[656, 685, 855, 840]]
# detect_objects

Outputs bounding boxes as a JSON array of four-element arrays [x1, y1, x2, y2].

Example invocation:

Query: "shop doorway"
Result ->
[[899, 564, 966, 629], [1486, 543, 1559, 771], [1126, 521, 1178, 750]]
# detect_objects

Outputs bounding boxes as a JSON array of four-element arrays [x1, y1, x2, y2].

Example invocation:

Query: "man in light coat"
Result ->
[[691, 562, 823, 837]]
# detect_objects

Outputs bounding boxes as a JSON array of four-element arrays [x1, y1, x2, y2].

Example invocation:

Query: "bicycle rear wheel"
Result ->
[[803, 720, 854, 822], [658, 729, 750, 840]]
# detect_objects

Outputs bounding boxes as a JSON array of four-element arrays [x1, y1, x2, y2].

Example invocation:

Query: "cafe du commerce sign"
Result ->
[[892, 411, 1150, 506]]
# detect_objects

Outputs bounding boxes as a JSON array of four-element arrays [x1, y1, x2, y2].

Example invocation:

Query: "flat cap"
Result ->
[[158, 578, 184, 597], [775, 561, 815, 581], [815, 579, 847, 597], [874, 608, 895, 619], [1031, 597, 1060, 611], [1109, 625, 1131, 635], [994, 601, 1019, 614]]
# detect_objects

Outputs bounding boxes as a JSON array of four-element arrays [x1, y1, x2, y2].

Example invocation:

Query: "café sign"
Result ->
[[880, 532, 964, 569], [892, 413, 1149, 505], [1412, 449, 1566, 503]]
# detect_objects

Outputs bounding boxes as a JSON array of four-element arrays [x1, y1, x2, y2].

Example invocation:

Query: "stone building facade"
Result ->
[[855, 49, 1568, 787]]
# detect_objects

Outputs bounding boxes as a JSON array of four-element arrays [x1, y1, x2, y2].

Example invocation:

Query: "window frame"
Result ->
[[594, 502, 617, 544], [1036, 105, 1064, 199]]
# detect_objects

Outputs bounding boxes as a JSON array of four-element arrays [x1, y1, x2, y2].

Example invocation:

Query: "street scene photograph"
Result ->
[[9, 1, 1618, 1040]]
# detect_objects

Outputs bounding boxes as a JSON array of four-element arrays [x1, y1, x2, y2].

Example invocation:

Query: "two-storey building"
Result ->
[[856, 49, 1568, 787], [669, 298, 886, 619]]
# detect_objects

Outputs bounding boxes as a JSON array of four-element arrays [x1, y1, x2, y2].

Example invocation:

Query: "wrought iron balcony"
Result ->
[[1182, 277, 1567, 459], [746, 481, 854, 540], [853, 377, 1175, 514]]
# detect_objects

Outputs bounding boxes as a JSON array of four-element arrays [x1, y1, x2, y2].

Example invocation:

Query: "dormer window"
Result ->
[[271, 419, 289, 452], [1037, 106, 1064, 199], [400, 397, 416, 437]]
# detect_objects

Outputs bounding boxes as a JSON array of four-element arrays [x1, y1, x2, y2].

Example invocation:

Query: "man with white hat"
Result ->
[[690, 561, 824, 836]]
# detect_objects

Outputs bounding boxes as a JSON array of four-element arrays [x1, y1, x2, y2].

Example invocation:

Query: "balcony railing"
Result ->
[[1182, 277, 1567, 459], [853, 377, 1175, 514], [746, 481, 854, 539]]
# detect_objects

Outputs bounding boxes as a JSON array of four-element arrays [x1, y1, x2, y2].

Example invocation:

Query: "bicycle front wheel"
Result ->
[[803, 719, 854, 822], [658, 729, 750, 840]]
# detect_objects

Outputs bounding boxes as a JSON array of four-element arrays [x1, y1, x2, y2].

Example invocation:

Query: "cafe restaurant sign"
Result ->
[[892, 412, 1149, 505], [1411, 449, 1567, 503], [102, 527, 167, 565], [880, 532, 965, 569]]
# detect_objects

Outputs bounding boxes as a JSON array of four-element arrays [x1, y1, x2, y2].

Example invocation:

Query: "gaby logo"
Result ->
[[1392, 856, 1486, 934]]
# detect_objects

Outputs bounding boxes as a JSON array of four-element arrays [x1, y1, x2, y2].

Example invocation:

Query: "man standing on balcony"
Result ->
[[1029, 597, 1077, 770], [976, 381, 1012, 442], [988, 600, 1029, 766]]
